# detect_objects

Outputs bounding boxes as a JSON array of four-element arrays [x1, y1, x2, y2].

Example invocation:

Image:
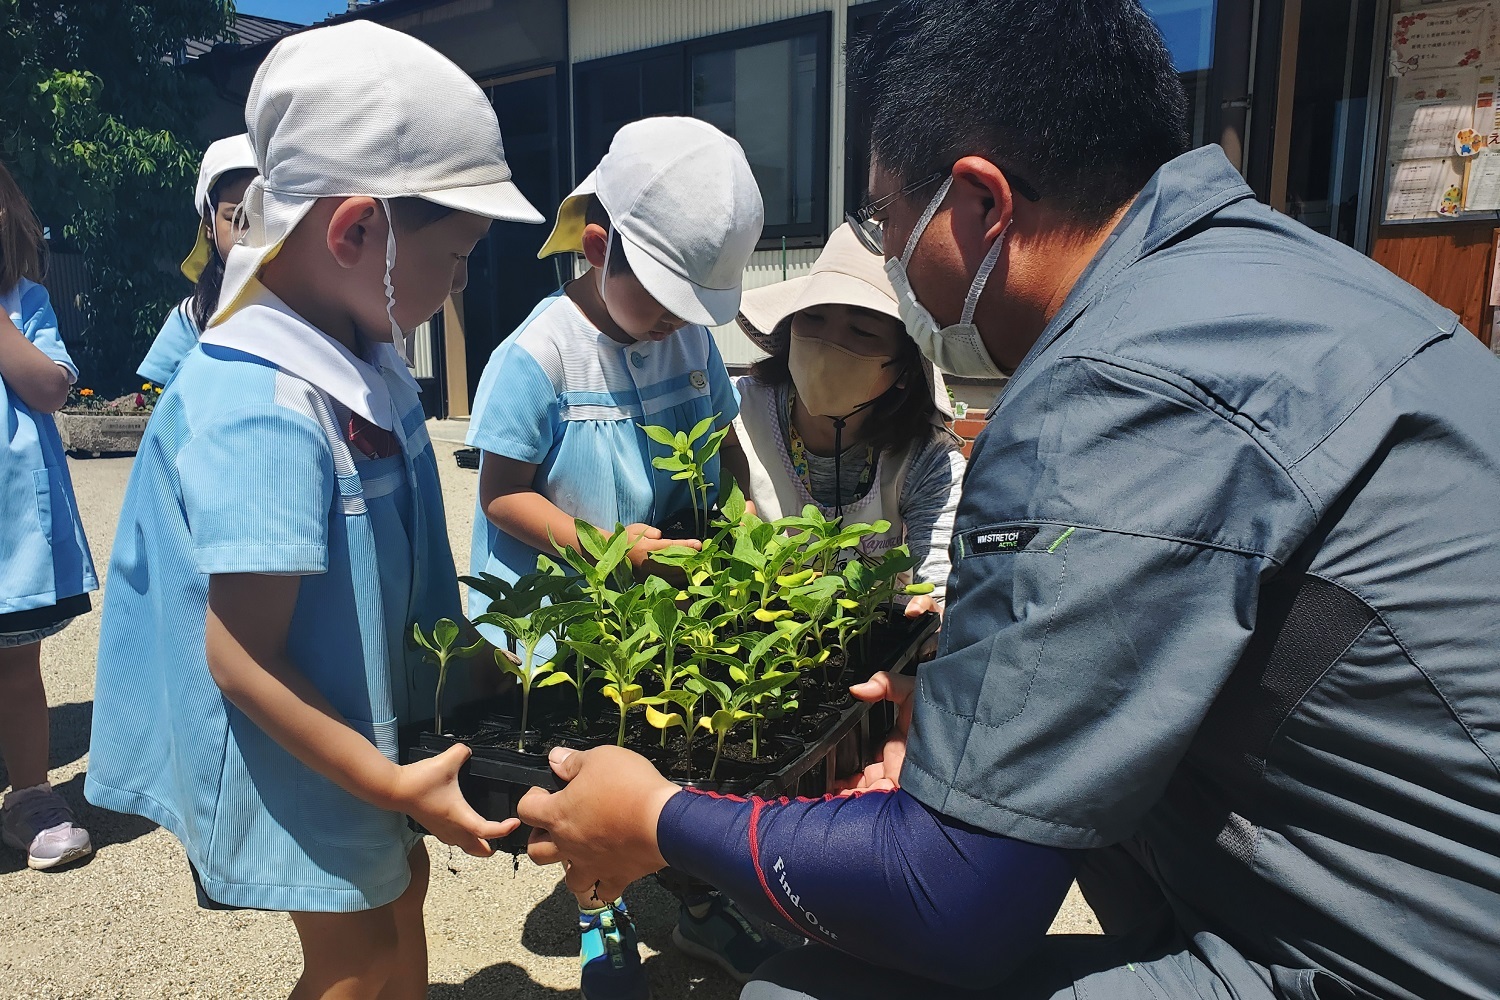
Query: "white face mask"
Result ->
[[377, 197, 409, 366], [883, 177, 1009, 379]]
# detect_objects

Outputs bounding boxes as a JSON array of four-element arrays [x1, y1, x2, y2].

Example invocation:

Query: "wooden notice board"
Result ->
[[1372, 222, 1499, 344]]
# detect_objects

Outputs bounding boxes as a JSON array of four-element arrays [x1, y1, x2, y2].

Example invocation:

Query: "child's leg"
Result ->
[[286, 842, 430, 1000], [289, 904, 400, 1000], [378, 840, 430, 1000], [0, 640, 50, 788]]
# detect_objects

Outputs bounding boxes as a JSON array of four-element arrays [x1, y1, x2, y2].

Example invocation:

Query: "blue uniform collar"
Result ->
[[200, 281, 410, 430], [1007, 146, 1257, 387]]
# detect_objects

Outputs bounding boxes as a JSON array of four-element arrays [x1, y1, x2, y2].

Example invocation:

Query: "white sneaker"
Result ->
[[2, 784, 93, 871]]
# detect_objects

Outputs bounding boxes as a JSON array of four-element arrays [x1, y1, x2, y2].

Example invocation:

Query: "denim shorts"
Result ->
[[0, 594, 90, 648]]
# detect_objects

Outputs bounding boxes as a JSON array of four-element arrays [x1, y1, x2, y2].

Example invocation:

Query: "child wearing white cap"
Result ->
[[136, 133, 258, 387], [86, 22, 541, 998], [464, 116, 778, 997]]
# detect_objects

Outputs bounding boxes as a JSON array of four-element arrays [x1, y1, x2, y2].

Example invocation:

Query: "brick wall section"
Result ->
[[953, 416, 988, 458]]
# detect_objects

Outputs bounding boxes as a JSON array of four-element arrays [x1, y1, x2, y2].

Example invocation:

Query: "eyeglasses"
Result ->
[[845, 167, 1042, 255]]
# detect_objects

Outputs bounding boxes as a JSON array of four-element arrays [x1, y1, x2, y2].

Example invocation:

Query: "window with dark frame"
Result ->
[[843, 0, 1228, 214], [573, 13, 832, 249]]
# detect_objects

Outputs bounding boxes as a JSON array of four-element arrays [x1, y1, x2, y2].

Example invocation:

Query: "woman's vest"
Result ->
[[732, 376, 914, 582]]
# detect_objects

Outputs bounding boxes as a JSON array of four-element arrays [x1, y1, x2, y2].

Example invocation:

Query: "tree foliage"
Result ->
[[1, 1, 235, 393]]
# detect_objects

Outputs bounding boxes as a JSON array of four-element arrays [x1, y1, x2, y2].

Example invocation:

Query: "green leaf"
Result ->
[[688, 413, 717, 444], [752, 608, 793, 623], [721, 479, 747, 522], [729, 665, 748, 684], [640, 423, 681, 447], [412, 622, 433, 652], [903, 582, 936, 596], [535, 671, 573, 688], [433, 618, 459, 650], [575, 520, 610, 561]]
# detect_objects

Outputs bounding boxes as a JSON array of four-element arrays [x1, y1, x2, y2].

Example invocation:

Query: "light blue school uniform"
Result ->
[[1, 278, 97, 615], [137, 299, 200, 385], [466, 291, 739, 658], [85, 285, 461, 912]]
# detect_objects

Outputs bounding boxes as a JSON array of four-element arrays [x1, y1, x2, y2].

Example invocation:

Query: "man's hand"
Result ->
[[835, 671, 916, 794], [518, 745, 679, 902], [904, 594, 942, 618], [389, 744, 515, 857]]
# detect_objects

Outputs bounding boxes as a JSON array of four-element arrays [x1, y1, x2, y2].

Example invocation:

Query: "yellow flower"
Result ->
[[141, 383, 152, 391], [154, 386, 162, 394], [79, 388, 94, 397]]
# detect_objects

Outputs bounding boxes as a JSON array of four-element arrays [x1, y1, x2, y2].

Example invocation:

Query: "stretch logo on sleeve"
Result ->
[[959, 524, 1042, 558]]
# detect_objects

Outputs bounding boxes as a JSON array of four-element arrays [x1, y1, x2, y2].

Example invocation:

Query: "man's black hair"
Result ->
[[850, 0, 1190, 228], [584, 194, 630, 276]]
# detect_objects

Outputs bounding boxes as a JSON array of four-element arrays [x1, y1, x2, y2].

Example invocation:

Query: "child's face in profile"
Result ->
[[383, 208, 492, 334], [210, 172, 256, 260], [581, 223, 686, 342]]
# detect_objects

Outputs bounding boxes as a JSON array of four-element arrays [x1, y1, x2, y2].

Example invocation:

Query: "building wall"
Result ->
[[569, 0, 887, 365]]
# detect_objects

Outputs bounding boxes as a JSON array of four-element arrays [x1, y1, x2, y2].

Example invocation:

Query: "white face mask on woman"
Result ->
[[787, 327, 899, 418], [883, 176, 1009, 379]]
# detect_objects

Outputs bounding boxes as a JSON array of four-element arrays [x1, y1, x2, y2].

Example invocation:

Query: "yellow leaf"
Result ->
[[645, 705, 682, 730]]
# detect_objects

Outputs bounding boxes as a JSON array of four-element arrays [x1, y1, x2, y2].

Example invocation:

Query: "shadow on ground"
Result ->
[[431, 952, 740, 1000], [522, 873, 699, 956], [430, 963, 578, 999], [519, 875, 745, 999]]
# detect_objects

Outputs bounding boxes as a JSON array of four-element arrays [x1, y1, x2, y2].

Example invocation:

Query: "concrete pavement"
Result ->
[[0, 431, 1097, 999]]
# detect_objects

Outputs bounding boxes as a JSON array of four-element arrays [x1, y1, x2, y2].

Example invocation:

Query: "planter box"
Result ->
[[55, 413, 150, 456], [403, 610, 940, 854]]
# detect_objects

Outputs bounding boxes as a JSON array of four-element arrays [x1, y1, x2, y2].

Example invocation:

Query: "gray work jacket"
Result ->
[[904, 145, 1500, 1000]]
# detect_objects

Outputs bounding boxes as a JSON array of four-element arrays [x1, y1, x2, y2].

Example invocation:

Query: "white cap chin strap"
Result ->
[[378, 198, 408, 365]]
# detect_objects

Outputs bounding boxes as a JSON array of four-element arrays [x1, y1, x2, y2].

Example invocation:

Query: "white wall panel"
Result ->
[[712, 247, 820, 366], [571, 0, 835, 62]]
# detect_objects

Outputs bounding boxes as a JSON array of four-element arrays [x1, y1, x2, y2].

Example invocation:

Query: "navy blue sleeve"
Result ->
[[657, 787, 1076, 990]]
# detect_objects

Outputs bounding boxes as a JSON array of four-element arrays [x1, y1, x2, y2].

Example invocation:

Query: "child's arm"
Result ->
[[206, 571, 510, 856], [0, 309, 71, 413], [479, 452, 695, 571]]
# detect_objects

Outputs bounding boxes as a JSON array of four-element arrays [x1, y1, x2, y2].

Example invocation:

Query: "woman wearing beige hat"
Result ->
[[734, 223, 966, 614]]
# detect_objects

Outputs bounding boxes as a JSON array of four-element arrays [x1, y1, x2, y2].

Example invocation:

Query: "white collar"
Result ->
[[201, 281, 407, 430]]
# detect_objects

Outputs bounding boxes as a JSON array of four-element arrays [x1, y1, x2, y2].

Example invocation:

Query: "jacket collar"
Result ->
[[1009, 145, 1257, 385], [200, 280, 408, 430]]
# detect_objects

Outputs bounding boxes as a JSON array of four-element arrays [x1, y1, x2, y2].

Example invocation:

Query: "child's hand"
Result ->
[[618, 523, 700, 583], [389, 744, 513, 857]]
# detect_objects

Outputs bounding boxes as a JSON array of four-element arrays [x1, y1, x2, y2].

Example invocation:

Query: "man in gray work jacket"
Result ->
[[511, 3, 1500, 998]]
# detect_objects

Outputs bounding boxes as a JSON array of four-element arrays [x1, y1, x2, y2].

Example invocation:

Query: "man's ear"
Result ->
[[328, 196, 382, 270], [950, 156, 1016, 251], [581, 222, 610, 270]]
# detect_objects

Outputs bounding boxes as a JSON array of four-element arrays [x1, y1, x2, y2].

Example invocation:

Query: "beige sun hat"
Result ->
[[737, 223, 952, 419], [180, 134, 258, 282], [213, 20, 544, 325]]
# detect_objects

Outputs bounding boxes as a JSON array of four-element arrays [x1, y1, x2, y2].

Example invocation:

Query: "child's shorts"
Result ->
[[0, 594, 90, 649], [189, 862, 252, 912]]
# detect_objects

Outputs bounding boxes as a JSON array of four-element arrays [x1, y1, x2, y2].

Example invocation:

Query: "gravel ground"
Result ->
[[0, 424, 1098, 999]]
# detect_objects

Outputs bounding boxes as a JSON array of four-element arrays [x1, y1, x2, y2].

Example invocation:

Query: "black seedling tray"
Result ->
[[403, 610, 939, 854]]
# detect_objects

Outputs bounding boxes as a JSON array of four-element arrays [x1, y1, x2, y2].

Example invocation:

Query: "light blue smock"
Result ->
[[465, 290, 739, 658], [137, 299, 200, 385], [1, 278, 97, 615], [85, 286, 460, 912]]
